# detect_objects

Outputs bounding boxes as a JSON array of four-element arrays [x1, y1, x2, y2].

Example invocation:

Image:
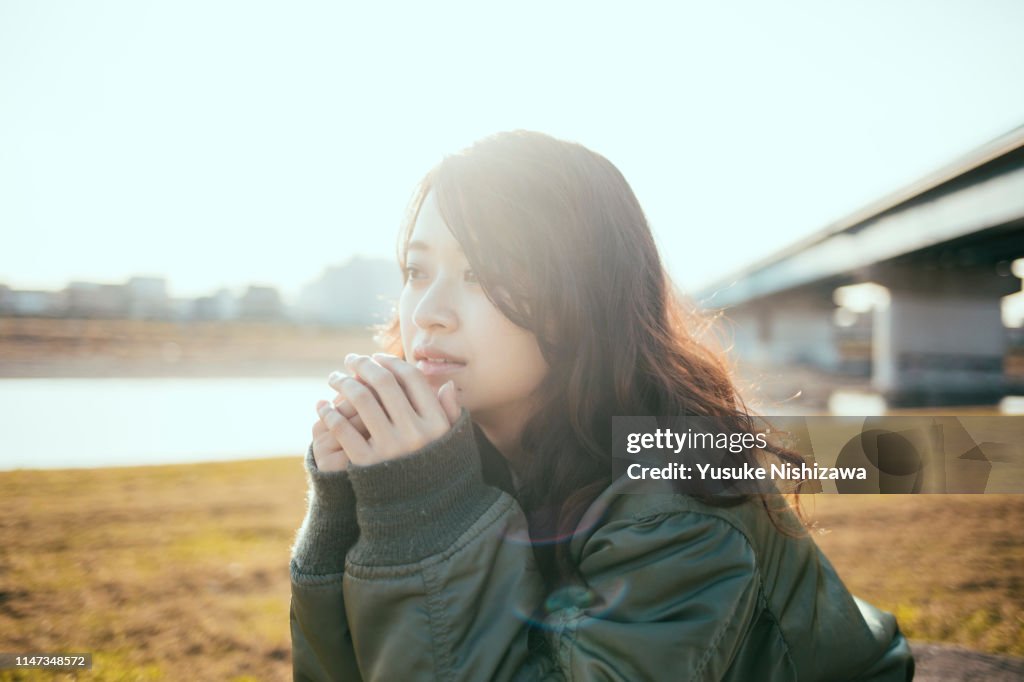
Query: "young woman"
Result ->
[[289, 131, 915, 681]]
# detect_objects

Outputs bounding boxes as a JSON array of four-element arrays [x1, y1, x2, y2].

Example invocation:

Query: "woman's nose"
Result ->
[[412, 279, 458, 331]]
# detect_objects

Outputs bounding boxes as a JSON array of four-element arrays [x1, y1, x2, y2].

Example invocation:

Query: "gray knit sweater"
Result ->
[[289, 408, 514, 583]]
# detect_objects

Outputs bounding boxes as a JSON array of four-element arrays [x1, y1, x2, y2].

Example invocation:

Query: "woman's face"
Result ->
[[399, 191, 549, 426]]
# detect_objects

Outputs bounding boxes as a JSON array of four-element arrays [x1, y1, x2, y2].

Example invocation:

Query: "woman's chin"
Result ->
[[424, 373, 455, 388], [427, 374, 470, 401]]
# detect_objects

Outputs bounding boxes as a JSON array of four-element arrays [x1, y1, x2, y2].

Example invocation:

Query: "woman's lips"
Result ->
[[415, 359, 467, 377]]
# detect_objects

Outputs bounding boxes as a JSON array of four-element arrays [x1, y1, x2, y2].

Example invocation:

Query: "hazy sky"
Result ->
[[2, 1, 1023, 302]]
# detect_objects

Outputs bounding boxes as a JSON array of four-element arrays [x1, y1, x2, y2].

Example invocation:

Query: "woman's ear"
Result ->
[[438, 380, 461, 424]]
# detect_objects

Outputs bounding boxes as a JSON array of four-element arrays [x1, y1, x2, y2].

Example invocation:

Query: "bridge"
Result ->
[[695, 125, 1024, 406]]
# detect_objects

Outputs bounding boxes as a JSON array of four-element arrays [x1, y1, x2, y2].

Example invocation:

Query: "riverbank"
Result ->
[[0, 317, 381, 378], [0, 458, 1022, 680]]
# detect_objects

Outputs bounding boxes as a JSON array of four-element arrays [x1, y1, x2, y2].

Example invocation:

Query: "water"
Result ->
[[2, 379, 1019, 471], [0, 377, 333, 470]]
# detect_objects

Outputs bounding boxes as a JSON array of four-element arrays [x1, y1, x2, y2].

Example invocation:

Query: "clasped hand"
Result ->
[[311, 353, 461, 472]]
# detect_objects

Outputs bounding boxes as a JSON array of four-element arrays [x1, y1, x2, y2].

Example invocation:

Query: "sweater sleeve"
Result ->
[[335, 408, 761, 681], [289, 444, 363, 681], [290, 443, 360, 579]]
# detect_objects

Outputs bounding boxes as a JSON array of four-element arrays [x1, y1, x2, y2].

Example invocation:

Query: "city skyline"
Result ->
[[0, 254, 399, 321], [0, 254, 399, 305]]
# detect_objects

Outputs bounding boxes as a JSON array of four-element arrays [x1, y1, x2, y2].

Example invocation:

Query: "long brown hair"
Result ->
[[377, 130, 806, 587]]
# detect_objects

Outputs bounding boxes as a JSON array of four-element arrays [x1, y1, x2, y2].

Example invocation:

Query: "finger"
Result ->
[[329, 369, 386, 411], [329, 388, 359, 419], [341, 355, 419, 433], [313, 430, 340, 453], [312, 404, 350, 472], [312, 447, 349, 473], [317, 397, 368, 439], [438, 380, 461, 424], [371, 353, 449, 424], [331, 394, 370, 439], [327, 371, 374, 439], [315, 405, 356, 448], [332, 375, 396, 450], [329, 370, 385, 420], [316, 401, 374, 463], [313, 431, 350, 472]]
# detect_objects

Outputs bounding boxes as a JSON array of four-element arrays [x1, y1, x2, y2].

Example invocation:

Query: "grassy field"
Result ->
[[808, 494, 1024, 656], [1, 457, 1022, 681], [0, 458, 306, 681]]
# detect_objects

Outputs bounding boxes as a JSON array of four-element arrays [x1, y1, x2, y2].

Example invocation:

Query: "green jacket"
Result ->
[[290, 409, 914, 681]]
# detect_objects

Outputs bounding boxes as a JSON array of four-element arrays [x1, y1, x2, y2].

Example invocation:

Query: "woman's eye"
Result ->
[[401, 264, 476, 285], [402, 265, 425, 282]]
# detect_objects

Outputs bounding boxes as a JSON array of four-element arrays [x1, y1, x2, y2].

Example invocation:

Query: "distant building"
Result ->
[[44, 276, 172, 319], [193, 288, 239, 321], [0, 277, 298, 323], [167, 297, 196, 321], [238, 285, 285, 321], [7, 289, 65, 317], [64, 282, 130, 318], [298, 256, 400, 326], [125, 277, 170, 319]]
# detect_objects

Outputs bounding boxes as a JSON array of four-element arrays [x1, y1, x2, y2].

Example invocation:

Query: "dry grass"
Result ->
[[1, 460, 1022, 680], [0, 458, 308, 681], [808, 494, 1024, 656]]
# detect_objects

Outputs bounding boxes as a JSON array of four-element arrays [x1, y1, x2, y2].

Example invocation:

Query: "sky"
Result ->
[[2, 1, 1023, 303]]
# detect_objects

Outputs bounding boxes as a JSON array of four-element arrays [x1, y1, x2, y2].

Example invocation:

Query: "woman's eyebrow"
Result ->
[[407, 239, 464, 255]]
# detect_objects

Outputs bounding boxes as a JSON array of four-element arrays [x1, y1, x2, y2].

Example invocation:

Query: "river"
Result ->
[[2, 378, 1020, 470], [0, 377, 329, 470]]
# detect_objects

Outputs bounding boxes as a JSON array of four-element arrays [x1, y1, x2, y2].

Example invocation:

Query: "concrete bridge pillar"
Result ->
[[870, 264, 1019, 406], [727, 291, 840, 371], [722, 304, 772, 366]]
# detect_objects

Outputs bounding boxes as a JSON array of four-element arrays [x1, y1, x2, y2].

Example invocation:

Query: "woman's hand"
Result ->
[[310, 395, 368, 473], [317, 352, 461, 466]]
